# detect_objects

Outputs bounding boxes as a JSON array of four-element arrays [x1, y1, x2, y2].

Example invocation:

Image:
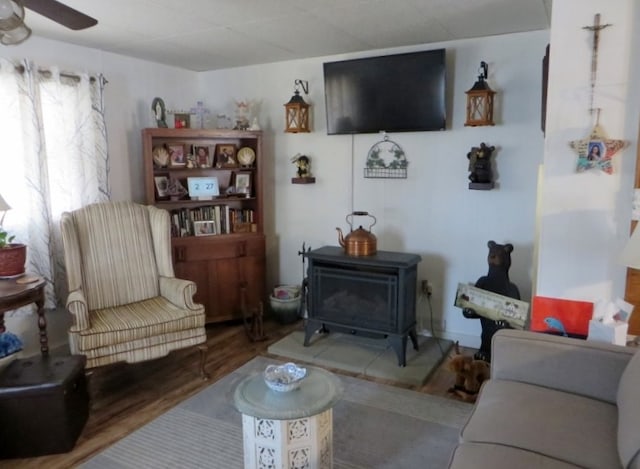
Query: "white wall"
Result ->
[[197, 30, 549, 346], [1, 29, 551, 352], [536, 0, 639, 305]]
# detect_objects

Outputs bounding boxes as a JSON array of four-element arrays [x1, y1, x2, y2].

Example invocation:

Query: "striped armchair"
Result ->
[[60, 201, 207, 377]]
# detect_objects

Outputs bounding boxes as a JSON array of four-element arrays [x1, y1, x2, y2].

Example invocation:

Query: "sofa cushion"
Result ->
[[448, 442, 583, 469], [461, 379, 620, 469], [617, 350, 640, 469]]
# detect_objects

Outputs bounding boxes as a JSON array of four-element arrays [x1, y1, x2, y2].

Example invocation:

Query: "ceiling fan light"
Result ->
[[0, 21, 30, 45], [0, 0, 17, 20]]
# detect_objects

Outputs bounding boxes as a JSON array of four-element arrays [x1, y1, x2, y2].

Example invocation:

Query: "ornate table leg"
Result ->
[[35, 287, 48, 356]]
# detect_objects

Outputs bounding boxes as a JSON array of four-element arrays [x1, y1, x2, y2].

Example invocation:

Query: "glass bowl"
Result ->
[[264, 362, 307, 392]]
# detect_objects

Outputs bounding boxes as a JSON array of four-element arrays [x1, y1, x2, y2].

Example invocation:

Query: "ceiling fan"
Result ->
[[0, 0, 96, 45], [22, 0, 97, 30]]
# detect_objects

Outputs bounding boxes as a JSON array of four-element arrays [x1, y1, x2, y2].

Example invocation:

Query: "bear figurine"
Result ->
[[467, 142, 495, 185], [463, 240, 520, 362]]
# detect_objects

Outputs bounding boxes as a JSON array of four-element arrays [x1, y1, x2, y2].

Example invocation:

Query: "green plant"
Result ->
[[0, 228, 15, 248]]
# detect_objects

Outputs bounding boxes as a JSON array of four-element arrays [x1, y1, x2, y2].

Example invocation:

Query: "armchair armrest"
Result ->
[[491, 329, 636, 403], [66, 289, 90, 332], [159, 276, 201, 311]]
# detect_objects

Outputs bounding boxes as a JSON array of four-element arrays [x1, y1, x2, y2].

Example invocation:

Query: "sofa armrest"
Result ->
[[491, 329, 636, 403], [159, 276, 201, 311], [66, 289, 90, 331]]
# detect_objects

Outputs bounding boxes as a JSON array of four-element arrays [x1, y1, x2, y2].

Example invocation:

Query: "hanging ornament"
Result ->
[[569, 14, 627, 174], [570, 119, 627, 174]]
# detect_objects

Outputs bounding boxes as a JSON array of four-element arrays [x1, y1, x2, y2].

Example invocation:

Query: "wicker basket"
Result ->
[[0, 244, 26, 277]]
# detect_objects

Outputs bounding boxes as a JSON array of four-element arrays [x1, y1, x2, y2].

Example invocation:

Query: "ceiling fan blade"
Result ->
[[22, 0, 98, 30]]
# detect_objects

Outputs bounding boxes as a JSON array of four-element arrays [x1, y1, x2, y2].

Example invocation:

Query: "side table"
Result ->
[[0, 277, 48, 355], [234, 366, 342, 469]]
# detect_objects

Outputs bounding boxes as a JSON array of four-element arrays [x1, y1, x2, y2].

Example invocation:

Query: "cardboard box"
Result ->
[[587, 320, 628, 346]]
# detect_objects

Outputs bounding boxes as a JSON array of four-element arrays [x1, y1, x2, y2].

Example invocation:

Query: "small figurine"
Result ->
[[186, 153, 197, 169], [151, 97, 167, 128], [291, 154, 311, 178], [234, 99, 252, 130], [467, 142, 496, 189]]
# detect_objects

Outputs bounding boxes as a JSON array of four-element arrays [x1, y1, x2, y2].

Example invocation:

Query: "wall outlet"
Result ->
[[421, 280, 433, 297]]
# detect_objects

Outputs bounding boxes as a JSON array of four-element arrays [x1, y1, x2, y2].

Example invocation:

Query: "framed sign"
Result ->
[[187, 177, 219, 200]]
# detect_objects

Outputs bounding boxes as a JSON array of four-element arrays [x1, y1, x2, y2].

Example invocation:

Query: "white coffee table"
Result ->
[[233, 365, 342, 469]]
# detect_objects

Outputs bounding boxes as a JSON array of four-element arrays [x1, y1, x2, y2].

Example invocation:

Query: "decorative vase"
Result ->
[[0, 243, 26, 277]]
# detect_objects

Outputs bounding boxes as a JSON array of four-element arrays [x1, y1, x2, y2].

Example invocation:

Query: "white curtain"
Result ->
[[0, 58, 110, 310]]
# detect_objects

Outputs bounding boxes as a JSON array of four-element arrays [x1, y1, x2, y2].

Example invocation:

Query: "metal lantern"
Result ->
[[465, 61, 496, 127], [284, 79, 310, 133]]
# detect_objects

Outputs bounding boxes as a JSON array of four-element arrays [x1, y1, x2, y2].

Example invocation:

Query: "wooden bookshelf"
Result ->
[[142, 128, 265, 323]]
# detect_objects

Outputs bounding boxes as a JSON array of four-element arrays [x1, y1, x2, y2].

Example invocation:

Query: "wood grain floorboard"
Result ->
[[2, 320, 475, 468]]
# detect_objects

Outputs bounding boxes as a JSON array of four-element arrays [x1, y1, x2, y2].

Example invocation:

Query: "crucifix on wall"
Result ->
[[569, 13, 627, 174]]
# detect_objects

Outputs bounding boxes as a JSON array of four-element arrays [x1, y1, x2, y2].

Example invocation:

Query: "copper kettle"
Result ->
[[336, 211, 377, 256]]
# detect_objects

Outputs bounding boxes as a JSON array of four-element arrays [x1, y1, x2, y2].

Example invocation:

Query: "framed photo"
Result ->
[[215, 144, 238, 168], [168, 143, 186, 167], [193, 145, 211, 168], [234, 171, 252, 196], [154, 176, 169, 198], [174, 113, 190, 129], [194, 220, 216, 236]]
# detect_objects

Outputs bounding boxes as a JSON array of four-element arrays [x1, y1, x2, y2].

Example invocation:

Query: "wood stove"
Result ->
[[303, 246, 421, 366]]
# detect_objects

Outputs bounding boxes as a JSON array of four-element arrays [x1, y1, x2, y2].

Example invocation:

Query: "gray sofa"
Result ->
[[448, 329, 640, 469]]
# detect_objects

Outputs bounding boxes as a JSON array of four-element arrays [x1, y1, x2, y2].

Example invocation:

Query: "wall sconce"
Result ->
[[0, 0, 32, 46], [284, 79, 311, 133], [465, 61, 496, 127]]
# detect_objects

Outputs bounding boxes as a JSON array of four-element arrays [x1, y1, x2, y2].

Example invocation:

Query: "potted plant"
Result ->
[[0, 227, 26, 277]]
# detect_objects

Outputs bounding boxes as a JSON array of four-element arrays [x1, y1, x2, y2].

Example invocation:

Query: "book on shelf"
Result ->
[[169, 205, 255, 237]]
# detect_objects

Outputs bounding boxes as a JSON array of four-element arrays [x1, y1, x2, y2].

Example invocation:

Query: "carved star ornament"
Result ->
[[570, 124, 627, 174]]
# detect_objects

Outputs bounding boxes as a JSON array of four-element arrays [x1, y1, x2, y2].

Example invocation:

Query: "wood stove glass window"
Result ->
[[311, 266, 398, 330]]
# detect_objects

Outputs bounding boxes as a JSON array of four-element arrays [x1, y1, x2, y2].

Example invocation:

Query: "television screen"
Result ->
[[323, 49, 446, 135]]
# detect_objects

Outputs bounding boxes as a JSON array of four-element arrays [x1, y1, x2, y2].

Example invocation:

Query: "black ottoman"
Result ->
[[0, 355, 89, 458]]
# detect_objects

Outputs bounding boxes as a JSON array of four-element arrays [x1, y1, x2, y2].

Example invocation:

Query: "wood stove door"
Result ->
[[309, 266, 399, 332]]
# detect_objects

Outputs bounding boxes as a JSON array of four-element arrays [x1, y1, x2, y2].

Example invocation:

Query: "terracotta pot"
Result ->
[[0, 244, 26, 277]]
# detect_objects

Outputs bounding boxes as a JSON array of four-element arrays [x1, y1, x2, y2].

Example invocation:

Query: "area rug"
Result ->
[[268, 329, 453, 386], [82, 356, 471, 469]]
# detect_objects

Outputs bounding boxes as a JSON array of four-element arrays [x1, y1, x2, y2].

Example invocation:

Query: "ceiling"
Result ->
[[23, 0, 552, 72]]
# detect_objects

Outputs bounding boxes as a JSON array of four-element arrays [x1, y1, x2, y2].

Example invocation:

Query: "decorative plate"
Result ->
[[237, 147, 256, 166], [264, 362, 307, 392]]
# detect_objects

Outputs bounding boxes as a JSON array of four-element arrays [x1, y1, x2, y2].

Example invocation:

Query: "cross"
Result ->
[[582, 14, 611, 114], [189, 101, 210, 129]]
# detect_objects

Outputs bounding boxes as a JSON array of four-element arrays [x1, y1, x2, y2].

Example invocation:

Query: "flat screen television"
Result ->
[[323, 49, 446, 135]]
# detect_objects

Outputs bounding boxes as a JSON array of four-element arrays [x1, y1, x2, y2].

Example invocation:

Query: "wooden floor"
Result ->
[[5, 319, 474, 468]]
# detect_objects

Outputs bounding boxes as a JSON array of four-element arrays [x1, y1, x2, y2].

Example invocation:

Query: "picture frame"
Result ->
[[154, 176, 169, 198], [234, 171, 252, 196], [192, 145, 211, 168], [168, 143, 186, 167], [174, 113, 190, 129], [215, 144, 238, 168], [193, 220, 216, 236]]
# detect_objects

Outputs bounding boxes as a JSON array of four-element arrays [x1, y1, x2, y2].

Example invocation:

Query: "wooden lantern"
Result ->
[[465, 62, 496, 127], [284, 79, 311, 133]]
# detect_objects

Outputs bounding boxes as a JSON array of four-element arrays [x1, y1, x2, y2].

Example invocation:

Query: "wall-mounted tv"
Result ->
[[323, 49, 446, 135]]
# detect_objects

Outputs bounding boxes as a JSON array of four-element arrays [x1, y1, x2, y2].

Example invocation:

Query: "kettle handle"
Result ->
[[346, 211, 377, 230]]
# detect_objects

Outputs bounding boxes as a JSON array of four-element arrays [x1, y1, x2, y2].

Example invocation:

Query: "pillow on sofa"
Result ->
[[617, 350, 640, 469]]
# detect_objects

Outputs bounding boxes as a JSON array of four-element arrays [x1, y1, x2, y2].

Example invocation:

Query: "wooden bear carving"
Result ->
[[467, 142, 495, 184], [463, 240, 520, 362]]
